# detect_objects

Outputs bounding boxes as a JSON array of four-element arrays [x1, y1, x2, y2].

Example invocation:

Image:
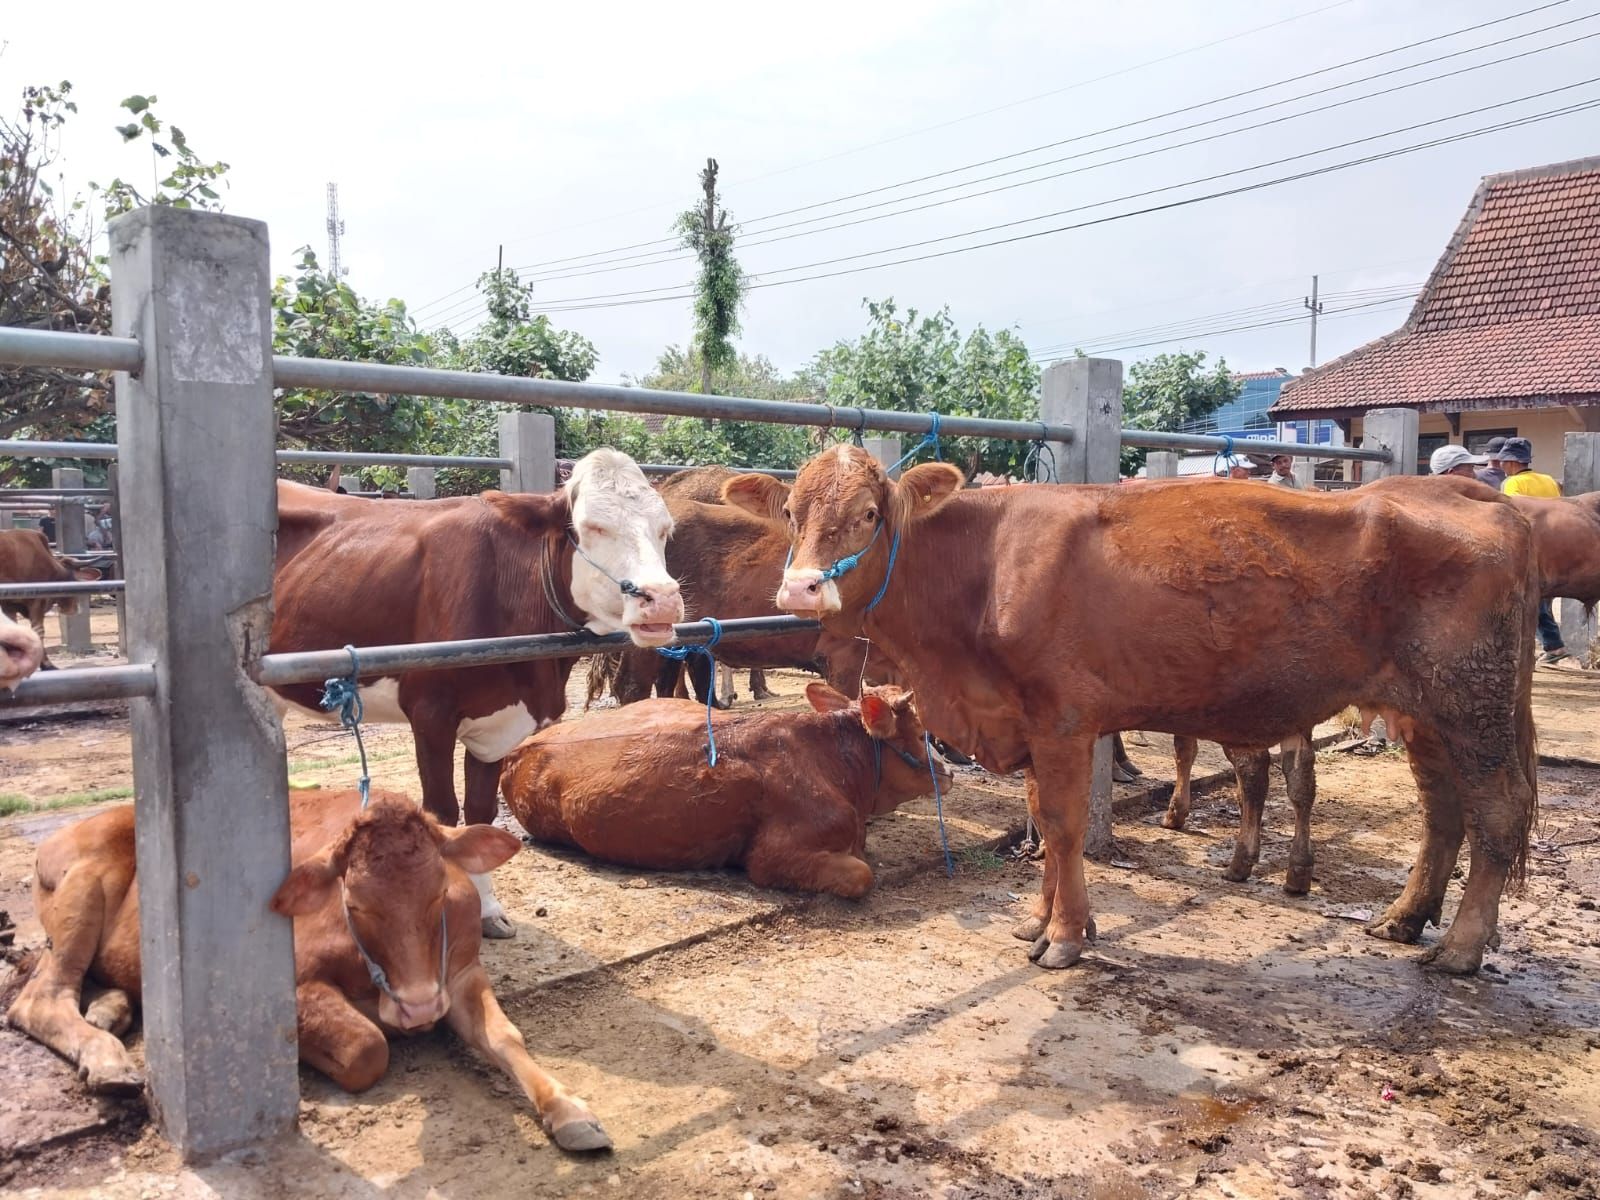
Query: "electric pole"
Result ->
[[325, 183, 346, 279], [1304, 274, 1323, 367], [700, 157, 719, 395]]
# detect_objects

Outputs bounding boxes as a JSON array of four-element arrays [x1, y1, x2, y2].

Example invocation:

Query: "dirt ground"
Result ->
[[2, 615, 1599, 1198]]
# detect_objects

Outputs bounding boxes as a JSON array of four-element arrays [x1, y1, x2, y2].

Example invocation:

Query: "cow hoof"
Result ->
[[1418, 941, 1483, 976], [481, 913, 517, 939], [1111, 764, 1137, 785], [1030, 938, 1084, 970], [1283, 867, 1313, 896], [79, 1044, 143, 1096], [1160, 809, 1188, 832], [1012, 915, 1047, 942], [547, 1098, 613, 1152], [1364, 913, 1425, 945], [1221, 862, 1252, 884]]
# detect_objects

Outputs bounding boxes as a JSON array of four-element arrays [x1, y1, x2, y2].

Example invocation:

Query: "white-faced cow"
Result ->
[[4, 789, 611, 1151], [271, 448, 683, 937], [727, 448, 1540, 975]]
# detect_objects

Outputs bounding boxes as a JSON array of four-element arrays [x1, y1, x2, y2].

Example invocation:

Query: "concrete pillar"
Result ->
[[405, 466, 437, 499], [498, 411, 558, 493], [1360, 407, 1419, 481], [111, 206, 298, 1159], [1041, 358, 1123, 860], [1145, 450, 1179, 480], [862, 435, 902, 480], [52, 468, 92, 653], [1291, 460, 1316, 490], [108, 464, 128, 657], [1559, 432, 1600, 660]]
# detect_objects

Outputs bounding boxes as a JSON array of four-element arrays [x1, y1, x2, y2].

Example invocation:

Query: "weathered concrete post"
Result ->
[[1041, 358, 1123, 860], [405, 466, 437, 499], [498, 412, 558, 493], [1144, 450, 1180, 480], [1360, 408, 1419, 480], [51, 467, 93, 653], [111, 206, 299, 1159], [862, 435, 902, 479], [1559, 432, 1599, 659]]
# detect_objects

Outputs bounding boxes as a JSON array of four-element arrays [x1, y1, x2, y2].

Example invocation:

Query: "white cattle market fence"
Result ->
[[0, 207, 1405, 1160]]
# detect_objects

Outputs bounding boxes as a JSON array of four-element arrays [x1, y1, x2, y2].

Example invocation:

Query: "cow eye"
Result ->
[[864, 507, 878, 523], [582, 522, 610, 538], [781, 507, 791, 521]]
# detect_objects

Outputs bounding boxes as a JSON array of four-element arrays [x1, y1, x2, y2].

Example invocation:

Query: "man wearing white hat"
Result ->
[[1429, 444, 1488, 479]]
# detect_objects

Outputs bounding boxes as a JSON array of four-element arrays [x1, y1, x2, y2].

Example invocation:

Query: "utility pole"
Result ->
[[325, 183, 345, 279], [700, 157, 719, 395], [1304, 274, 1323, 367]]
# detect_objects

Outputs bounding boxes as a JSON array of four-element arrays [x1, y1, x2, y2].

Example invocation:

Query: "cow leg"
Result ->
[[1026, 738, 1097, 969], [1164, 736, 1199, 830], [1013, 769, 1054, 942], [653, 656, 684, 702], [465, 751, 515, 940], [295, 979, 390, 1093], [716, 662, 737, 707], [83, 988, 135, 1037], [1366, 724, 1463, 946], [410, 713, 463, 827], [749, 668, 776, 701], [685, 655, 727, 710], [6, 873, 140, 1094], [1222, 746, 1271, 883], [1111, 732, 1142, 783], [745, 807, 874, 898], [446, 964, 611, 1152], [1279, 733, 1317, 895]]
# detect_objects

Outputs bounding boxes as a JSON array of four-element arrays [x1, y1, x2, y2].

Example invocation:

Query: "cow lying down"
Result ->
[[3, 789, 611, 1152], [501, 683, 952, 897]]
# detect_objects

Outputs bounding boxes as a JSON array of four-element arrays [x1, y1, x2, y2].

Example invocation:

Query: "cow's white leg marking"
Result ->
[[471, 870, 512, 935], [456, 701, 538, 761]]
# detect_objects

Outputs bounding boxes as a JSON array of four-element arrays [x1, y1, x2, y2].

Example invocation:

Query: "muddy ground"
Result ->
[[1, 611, 1598, 1198]]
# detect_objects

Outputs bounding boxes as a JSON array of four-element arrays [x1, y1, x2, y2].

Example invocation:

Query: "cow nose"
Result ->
[[776, 572, 827, 612], [391, 988, 449, 1031]]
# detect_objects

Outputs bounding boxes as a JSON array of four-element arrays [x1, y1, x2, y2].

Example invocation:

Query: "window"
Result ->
[[1465, 427, 1516, 454], [1417, 433, 1447, 475]]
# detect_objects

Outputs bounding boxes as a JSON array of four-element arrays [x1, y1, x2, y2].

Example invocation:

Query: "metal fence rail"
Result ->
[[0, 580, 125, 600], [1122, 428, 1390, 462], [0, 663, 157, 706]]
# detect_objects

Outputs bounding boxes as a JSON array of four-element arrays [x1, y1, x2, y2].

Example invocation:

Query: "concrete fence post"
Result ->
[[861, 435, 902, 479], [405, 466, 437, 499], [51, 467, 93, 653], [111, 206, 299, 1159], [108, 463, 128, 657], [1041, 357, 1123, 860], [1559, 432, 1599, 660], [1360, 408, 1419, 481], [1145, 450, 1180, 480], [498, 411, 558, 493]]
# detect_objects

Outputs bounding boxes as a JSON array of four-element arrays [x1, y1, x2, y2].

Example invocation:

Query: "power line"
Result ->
[[444, 78, 1600, 324]]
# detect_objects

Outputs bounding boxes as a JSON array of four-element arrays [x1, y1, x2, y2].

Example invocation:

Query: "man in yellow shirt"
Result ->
[[1498, 438, 1568, 664]]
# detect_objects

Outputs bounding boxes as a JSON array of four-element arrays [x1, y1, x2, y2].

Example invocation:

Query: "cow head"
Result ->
[[724, 445, 964, 616], [270, 795, 521, 1032], [0, 612, 44, 691], [806, 681, 952, 808], [566, 449, 684, 646], [53, 564, 100, 617]]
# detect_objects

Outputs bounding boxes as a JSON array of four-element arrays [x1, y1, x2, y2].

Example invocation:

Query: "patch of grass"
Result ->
[[0, 786, 134, 818], [958, 845, 1006, 873], [285, 747, 409, 777]]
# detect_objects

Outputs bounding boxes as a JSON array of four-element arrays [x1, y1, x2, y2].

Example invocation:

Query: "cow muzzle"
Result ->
[[624, 578, 685, 646], [382, 986, 450, 1033], [775, 569, 842, 615]]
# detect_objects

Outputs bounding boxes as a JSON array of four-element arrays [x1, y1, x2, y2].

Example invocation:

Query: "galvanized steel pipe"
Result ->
[[0, 580, 125, 600], [0, 327, 142, 374], [0, 663, 157, 707]]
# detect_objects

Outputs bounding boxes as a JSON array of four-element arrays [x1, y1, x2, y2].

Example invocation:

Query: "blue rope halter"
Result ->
[[657, 617, 724, 766], [886, 411, 943, 474], [320, 644, 371, 809]]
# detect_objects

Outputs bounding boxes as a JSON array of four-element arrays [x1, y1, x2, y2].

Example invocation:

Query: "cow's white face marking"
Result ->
[[566, 450, 683, 646], [776, 569, 842, 615], [273, 677, 407, 725], [457, 701, 538, 762]]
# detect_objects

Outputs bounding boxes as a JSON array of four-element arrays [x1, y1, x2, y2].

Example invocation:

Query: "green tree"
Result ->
[[626, 346, 815, 469], [1119, 351, 1240, 475], [675, 158, 745, 393], [804, 299, 1041, 478]]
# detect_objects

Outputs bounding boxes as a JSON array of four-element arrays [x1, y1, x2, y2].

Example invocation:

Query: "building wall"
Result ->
[[1351, 407, 1584, 482]]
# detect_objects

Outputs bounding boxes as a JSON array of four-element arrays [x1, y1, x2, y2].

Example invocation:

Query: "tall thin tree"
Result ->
[[675, 158, 746, 394]]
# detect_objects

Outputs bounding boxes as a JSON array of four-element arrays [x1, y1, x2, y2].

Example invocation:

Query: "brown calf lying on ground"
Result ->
[[4, 789, 611, 1152], [503, 683, 951, 897], [0, 610, 44, 690]]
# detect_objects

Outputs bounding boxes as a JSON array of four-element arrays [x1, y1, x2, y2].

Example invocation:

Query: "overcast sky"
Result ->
[[4, 1, 1596, 385]]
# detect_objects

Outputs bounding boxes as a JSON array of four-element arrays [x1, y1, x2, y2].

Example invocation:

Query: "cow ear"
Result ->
[[271, 844, 346, 917], [858, 692, 897, 739], [805, 681, 852, 713], [894, 463, 965, 521], [440, 824, 522, 874], [73, 567, 101, 582], [722, 473, 789, 523]]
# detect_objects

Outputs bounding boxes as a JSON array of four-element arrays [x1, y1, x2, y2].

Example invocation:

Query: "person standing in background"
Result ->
[[1475, 436, 1507, 489], [1498, 437, 1569, 665], [1266, 453, 1299, 486]]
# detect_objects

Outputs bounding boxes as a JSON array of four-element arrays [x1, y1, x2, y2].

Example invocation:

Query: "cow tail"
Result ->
[[585, 652, 623, 710]]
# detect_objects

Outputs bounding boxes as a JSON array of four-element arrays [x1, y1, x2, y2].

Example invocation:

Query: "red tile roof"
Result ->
[[1271, 156, 1600, 417], [1231, 368, 1291, 381]]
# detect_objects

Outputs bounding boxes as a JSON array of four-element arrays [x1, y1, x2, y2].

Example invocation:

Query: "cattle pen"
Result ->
[[0, 204, 1454, 1168]]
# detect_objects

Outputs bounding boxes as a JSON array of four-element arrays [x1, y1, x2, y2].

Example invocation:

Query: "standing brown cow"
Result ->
[[503, 683, 949, 896], [727, 448, 1539, 974], [0, 529, 101, 665], [4, 789, 610, 1150]]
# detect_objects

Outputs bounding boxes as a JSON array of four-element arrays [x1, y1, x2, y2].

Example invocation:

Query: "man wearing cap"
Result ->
[[1497, 438, 1569, 665], [1429, 444, 1488, 479], [1221, 457, 1254, 480], [1475, 436, 1508, 489], [1266, 453, 1299, 487]]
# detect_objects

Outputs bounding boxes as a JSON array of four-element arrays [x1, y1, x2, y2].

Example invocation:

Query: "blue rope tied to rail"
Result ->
[[658, 618, 724, 766], [1212, 434, 1236, 477], [927, 731, 954, 878], [886, 411, 943, 474], [320, 644, 371, 809], [1022, 424, 1057, 483]]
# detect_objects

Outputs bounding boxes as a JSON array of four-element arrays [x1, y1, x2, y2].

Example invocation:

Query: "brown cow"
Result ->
[[0, 529, 101, 664], [3, 789, 610, 1150], [1509, 489, 1600, 609], [728, 448, 1540, 974], [271, 448, 684, 938], [0, 609, 45, 690], [502, 683, 949, 897]]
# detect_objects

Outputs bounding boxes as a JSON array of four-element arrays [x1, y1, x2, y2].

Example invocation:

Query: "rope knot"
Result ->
[[657, 618, 725, 766], [320, 645, 371, 807]]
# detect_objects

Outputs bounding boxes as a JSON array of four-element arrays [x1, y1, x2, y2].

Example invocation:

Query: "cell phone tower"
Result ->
[[325, 182, 346, 278]]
